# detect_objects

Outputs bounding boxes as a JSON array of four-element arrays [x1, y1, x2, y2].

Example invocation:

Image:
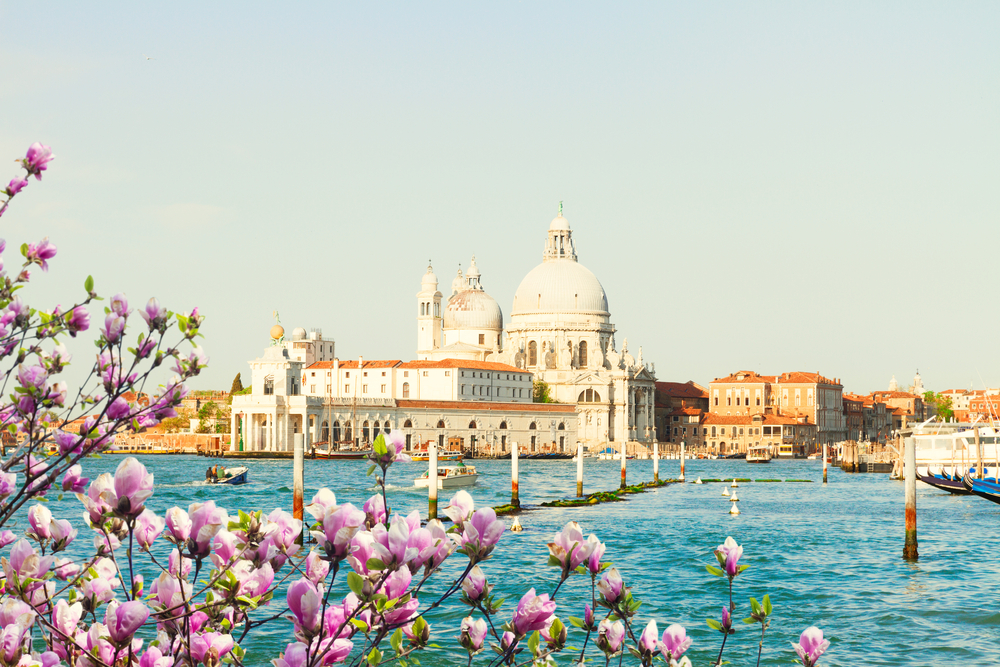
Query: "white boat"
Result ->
[[413, 465, 479, 489], [746, 444, 772, 463], [907, 424, 1000, 478]]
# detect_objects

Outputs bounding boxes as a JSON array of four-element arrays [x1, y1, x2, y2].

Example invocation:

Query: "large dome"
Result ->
[[444, 289, 503, 331], [511, 259, 609, 317]]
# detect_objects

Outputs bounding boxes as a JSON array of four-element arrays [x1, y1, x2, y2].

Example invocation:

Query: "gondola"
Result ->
[[963, 471, 1000, 505], [918, 470, 971, 495]]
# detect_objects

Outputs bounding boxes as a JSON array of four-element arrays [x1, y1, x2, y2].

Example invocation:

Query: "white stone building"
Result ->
[[487, 211, 658, 450]]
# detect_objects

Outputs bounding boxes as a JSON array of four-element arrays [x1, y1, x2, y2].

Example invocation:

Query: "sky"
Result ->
[[1, 2, 998, 396]]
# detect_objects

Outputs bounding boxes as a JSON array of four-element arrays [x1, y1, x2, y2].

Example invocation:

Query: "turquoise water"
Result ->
[[33, 455, 1000, 665]]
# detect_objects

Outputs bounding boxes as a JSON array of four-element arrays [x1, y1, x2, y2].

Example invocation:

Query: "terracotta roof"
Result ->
[[776, 372, 840, 386], [712, 371, 775, 384], [307, 360, 402, 370], [395, 400, 575, 413], [669, 407, 703, 417], [702, 413, 811, 426], [891, 407, 907, 415], [872, 391, 921, 399], [398, 359, 526, 373], [655, 381, 709, 399]]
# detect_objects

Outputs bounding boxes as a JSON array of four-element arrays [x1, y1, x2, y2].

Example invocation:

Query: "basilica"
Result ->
[[417, 210, 658, 450], [230, 208, 656, 455]]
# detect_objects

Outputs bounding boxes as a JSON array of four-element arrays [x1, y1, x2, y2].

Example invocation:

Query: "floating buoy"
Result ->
[[729, 504, 740, 515], [510, 517, 523, 533], [722, 487, 730, 497], [730, 492, 740, 502], [694, 477, 703, 484], [731, 479, 739, 488]]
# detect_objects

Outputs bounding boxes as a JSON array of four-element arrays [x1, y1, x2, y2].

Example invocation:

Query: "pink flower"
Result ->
[[547, 521, 598, 577], [78, 472, 116, 526], [639, 619, 658, 656], [187, 501, 228, 557], [510, 588, 556, 637], [22, 143, 55, 180], [287, 579, 322, 637], [596, 619, 625, 654], [715, 536, 744, 579], [272, 643, 307, 667], [28, 504, 53, 540], [114, 457, 154, 518], [0, 620, 31, 664], [5, 178, 27, 196], [455, 507, 505, 564], [105, 599, 150, 645], [50, 519, 76, 551], [720, 606, 732, 632], [0, 599, 35, 627], [65, 306, 90, 333], [461, 565, 489, 603], [304, 551, 329, 585], [308, 636, 353, 665], [54, 557, 80, 580], [658, 623, 692, 661], [0, 530, 14, 548], [139, 298, 168, 331], [597, 567, 624, 605], [17, 364, 48, 392], [239, 562, 274, 599], [110, 294, 129, 317], [363, 493, 386, 527], [140, 646, 174, 667], [584, 603, 594, 629], [459, 616, 487, 654], [102, 314, 126, 343], [443, 490, 475, 530], [4, 539, 54, 585], [792, 627, 830, 667], [311, 502, 365, 562], [165, 507, 192, 542], [587, 536, 606, 574], [134, 509, 164, 549], [189, 632, 234, 665], [25, 237, 57, 271], [61, 464, 88, 493]]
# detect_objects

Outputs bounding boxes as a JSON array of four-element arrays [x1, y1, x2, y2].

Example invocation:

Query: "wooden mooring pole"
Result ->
[[576, 443, 584, 497], [511, 442, 520, 507], [679, 441, 686, 482], [293, 433, 304, 522], [620, 443, 627, 489], [653, 441, 659, 483], [903, 436, 918, 560], [428, 442, 438, 520], [823, 441, 828, 484]]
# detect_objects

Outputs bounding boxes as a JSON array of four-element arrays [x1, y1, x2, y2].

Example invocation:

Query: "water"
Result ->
[[32, 455, 1000, 665]]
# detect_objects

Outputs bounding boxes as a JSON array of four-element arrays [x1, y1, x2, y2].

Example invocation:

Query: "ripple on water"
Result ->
[[20, 455, 1000, 666]]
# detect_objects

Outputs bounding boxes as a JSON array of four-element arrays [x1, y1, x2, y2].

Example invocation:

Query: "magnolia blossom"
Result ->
[[639, 620, 658, 656], [720, 606, 732, 632], [459, 616, 487, 655], [28, 504, 53, 540], [304, 551, 330, 585], [114, 457, 154, 518], [510, 588, 556, 637], [134, 509, 165, 549], [5, 177, 27, 196], [461, 565, 489, 602], [584, 603, 595, 629], [715, 536, 744, 579], [78, 473, 115, 527], [547, 521, 599, 577], [453, 505, 505, 564], [272, 643, 307, 667], [587, 536, 606, 574], [287, 579, 322, 638], [443, 490, 475, 529], [0, 620, 31, 664], [139, 646, 174, 667], [189, 632, 234, 664], [110, 293, 129, 316], [792, 627, 830, 667], [105, 600, 150, 645], [312, 502, 365, 562], [22, 143, 55, 179], [596, 618, 625, 654], [139, 298, 168, 331], [61, 465, 88, 493], [597, 567, 624, 605], [25, 238, 57, 272], [65, 306, 90, 333], [658, 624, 692, 661], [363, 493, 386, 527], [186, 501, 228, 557], [369, 429, 410, 466]]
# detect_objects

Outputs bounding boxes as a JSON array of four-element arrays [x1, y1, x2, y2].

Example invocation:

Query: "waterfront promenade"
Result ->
[[52, 456, 1000, 665]]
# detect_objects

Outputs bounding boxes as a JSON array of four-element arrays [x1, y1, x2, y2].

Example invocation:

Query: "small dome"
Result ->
[[420, 262, 438, 289], [451, 268, 465, 295], [444, 290, 503, 331], [549, 214, 571, 231], [511, 260, 609, 317], [292, 327, 307, 340]]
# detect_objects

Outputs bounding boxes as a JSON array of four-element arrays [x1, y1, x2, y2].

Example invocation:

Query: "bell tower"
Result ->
[[416, 261, 442, 359]]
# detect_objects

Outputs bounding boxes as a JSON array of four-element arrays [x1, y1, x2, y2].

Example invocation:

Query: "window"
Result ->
[[363, 385, 368, 393], [363, 372, 368, 377], [499, 421, 507, 429], [402, 382, 410, 398], [712, 426, 717, 437], [727, 396, 732, 406], [756, 397, 761, 406], [437, 420, 446, 429], [715, 397, 719, 406], [404, 419, 413, 428], [736, 397, 740, 406], [445, 371, 450, 376], [380, 384, 386, 392], [404, 371, 409, 377], [528, 341, 538, 366], [423, 371, 429, 377], [381, 371, 386, 377], [529, 422, 537, 430], [344, 384, 349, 393], [479, 334, 485, 345], [579, 340, 588, 367], [309, 385, 315, 393], [264, 376, 274, 395], [346, 372, 350, 378], [310, 372, 315, 377]]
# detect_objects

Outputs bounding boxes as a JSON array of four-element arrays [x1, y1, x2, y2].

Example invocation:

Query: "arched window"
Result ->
[[578, 341, 588, 367], [529, 422, 537, 430], [437, 420, 446, 429], [578, 389, 602, 403], [383, 422, 391, 433], [558, 423, 565, 430], [499, 421, 507, 430], [322, 421, 329, 442], [264, 375, 274, 395], [363, 421, 370, 442], [402, 382, 410, 398], [711, 426, 717, 437], [373, 421, 380, 434], [468, 421, 477, 429], [528, 341, 537, 366], [403, 419, 413, 428], [344, 421, 352, 443]]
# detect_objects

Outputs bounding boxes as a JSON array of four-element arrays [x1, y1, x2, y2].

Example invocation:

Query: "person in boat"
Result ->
[[205, 467, 213, 481]]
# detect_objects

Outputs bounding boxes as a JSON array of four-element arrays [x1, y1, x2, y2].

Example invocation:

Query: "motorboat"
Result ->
[[746, 444, 772, 463], [414, 464, 479, 489], [412, 449, 464, 462], [206, 466, 249, 485]]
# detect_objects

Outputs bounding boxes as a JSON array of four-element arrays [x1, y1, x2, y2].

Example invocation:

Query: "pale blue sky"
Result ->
[[2, 2, 998, 395]]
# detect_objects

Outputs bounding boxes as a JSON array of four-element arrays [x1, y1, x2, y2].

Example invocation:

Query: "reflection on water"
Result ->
[[25, 455, 1000, 666]]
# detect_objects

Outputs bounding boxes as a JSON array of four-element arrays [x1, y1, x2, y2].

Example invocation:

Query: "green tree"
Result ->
[[197, 401, 217, 434], [533, 380, 554, 403], [924, 391, 954, 421], [230, 373, 244, 403]]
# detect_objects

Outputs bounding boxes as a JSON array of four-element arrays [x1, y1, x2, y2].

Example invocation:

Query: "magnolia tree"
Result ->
[[0, 145, 833, 667]]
